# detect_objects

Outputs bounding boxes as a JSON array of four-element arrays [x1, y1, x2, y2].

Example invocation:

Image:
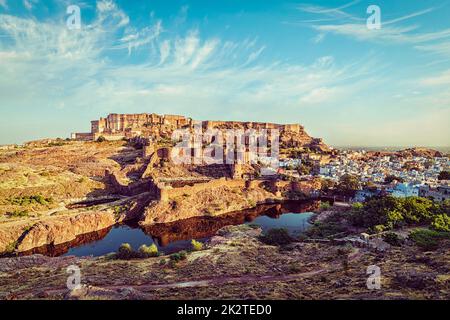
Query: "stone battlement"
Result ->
[[73, 113, 306, 141]]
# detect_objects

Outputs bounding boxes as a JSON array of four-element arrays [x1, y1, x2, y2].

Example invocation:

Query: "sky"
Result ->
[[0, 0, 449, 147]]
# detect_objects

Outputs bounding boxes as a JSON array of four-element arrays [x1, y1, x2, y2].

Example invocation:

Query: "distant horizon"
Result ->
[[332, 145, 450, 152], [2, 137, 449, 153]]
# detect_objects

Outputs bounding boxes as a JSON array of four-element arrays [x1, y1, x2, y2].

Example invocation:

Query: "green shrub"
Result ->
[[113, 204, 132, 219], [7, 210, 29, 218], [138, 243, 159, 258], [320, 201, 331, 210], [191, 239, 203, 251], [352, 202, 364, 210], [168, 260, 178, 268], [409, 229, 450, 251], [383, 232, 403, 246], [431, 214, 450, 232], [371, 224, 387, 233], [5, 240, 18, 253], [247, 199, 256, 208], [305, 222, 347, 239], [9, 195, 53, 206], [349, 196, 441, 232], [259, 228, 293, 246], [401, 197, 434, 223], [169, 250, 188, 262], [96, 136, 106, 142], [39, 171, 51, 177], [116, 243, 135, 260], [77, 177, 86, 183]]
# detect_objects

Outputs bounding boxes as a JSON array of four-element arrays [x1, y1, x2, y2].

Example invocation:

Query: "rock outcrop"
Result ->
[[0, 192, 153, 254], [397, 147, 444, 158], [16, 211, 116, 252]]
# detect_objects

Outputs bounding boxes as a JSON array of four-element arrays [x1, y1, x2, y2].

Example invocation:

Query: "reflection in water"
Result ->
[[144, 200, 319, 246], [19, 200, 319, 257], [19, 227, 113, 257]]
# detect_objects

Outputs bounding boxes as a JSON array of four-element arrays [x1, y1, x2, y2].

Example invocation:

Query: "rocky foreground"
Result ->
[[0, 225, 448, 300]]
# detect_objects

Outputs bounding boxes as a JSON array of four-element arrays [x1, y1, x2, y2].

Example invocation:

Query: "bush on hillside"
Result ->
[[191, 239, 203, 251], [169, 250, 188, 262], [138, 243, 159, 258], [349, 196, 448, 232], [320, 201, 331, 210], [382, 232, 403, 246], [259, 228, 294, 246], [431, 214, 450, 232], [408, 229, 450, 251], [116, 243, 137, 260]]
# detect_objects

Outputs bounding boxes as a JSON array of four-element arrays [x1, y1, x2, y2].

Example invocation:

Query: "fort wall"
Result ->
[[71, 133, 94, 141], [159, 178, 247, 201], [73, 113, 310, 142], [156, 176, 320, 202]]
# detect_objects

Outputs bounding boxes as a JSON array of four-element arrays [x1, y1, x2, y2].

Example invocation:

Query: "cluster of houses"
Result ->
[[353, 183, 450, 202], [277, 150, 449, 202], [317, 151, 449, 202], [318, 151, 446, 184]]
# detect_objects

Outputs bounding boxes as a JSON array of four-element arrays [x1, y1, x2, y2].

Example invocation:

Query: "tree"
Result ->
[[320, 178, 336, 192], [337, 174, 360, 196], [431, 214, 450, 232], [438, 171, 450, 180], [349, 196, 444, 232], [401, 197, 434, 223], [364, 181, 378, 190]]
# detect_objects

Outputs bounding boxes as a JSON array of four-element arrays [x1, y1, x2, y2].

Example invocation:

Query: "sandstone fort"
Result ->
[[72, 113, 329, 153]]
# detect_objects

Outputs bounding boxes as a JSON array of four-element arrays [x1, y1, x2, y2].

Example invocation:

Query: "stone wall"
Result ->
[[156, 176, 320, 202], [106, 170, 159, 197], [265, 179, 320, 197], [72, 133, 94, 141], [159, 178, 247, 201], [73, 113, 313, 143]]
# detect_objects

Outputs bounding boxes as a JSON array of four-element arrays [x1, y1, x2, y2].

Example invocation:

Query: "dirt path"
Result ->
[[32, 268, 327, 299]]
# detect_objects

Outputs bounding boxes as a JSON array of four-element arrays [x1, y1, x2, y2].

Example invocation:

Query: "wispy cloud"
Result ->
[[312, 33, 325, 44], [0, 0, 7, 10], [117, 21, 163, 55], [0, 1, 375, 125], [415, 41, 450, 57], [313, 24, 450, 44], [297, 0, 362, 21], [298, 2, 448, 53], [23, 0, 38, 11], [383, 7, 435, 26], [421, 69, 450, 86]]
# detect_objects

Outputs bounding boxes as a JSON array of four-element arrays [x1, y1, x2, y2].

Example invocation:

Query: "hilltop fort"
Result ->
[[72, 113, 329, 152]]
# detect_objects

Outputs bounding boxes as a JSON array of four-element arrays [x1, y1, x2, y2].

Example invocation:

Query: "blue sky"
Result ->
[[0, 0, 449, 147]]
